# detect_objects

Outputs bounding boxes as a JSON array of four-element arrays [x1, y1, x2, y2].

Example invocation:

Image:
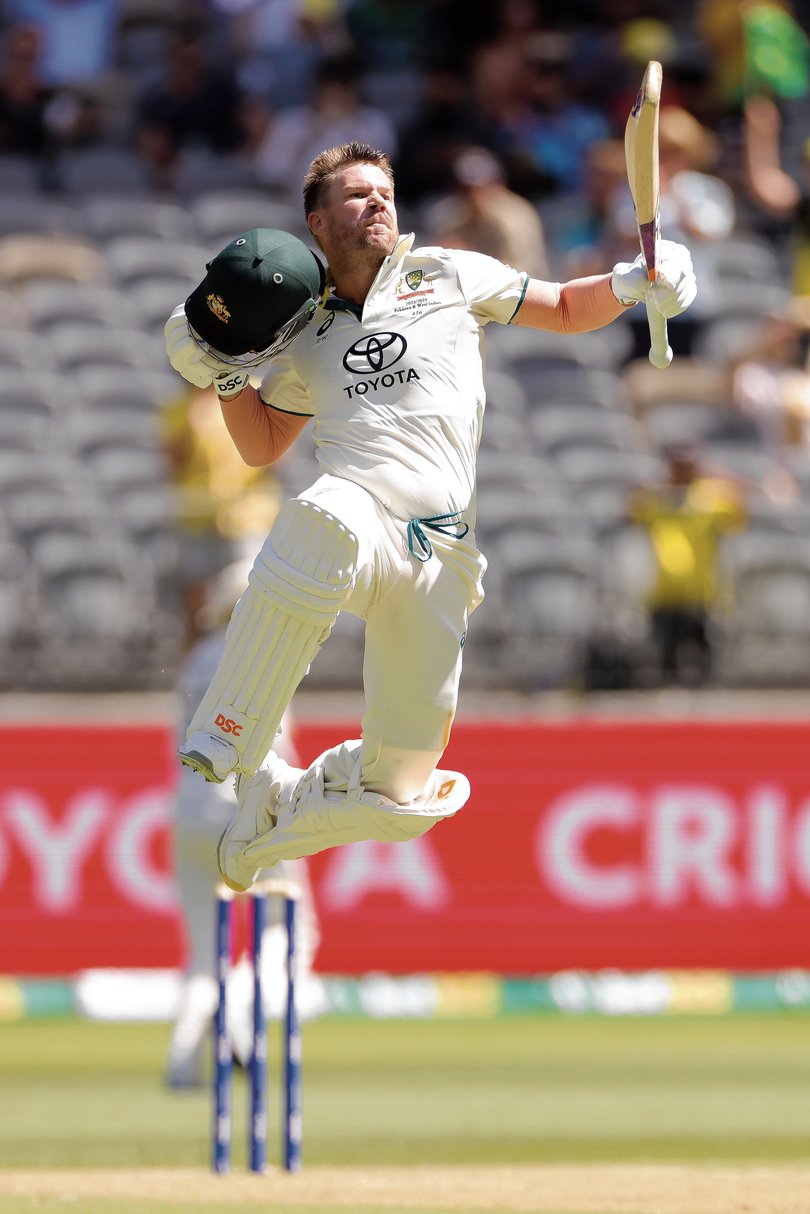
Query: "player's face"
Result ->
[[312, 163, 399, 261]]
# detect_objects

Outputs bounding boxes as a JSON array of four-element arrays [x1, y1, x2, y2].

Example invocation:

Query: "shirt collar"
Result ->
[[324, 233, 416, 315]]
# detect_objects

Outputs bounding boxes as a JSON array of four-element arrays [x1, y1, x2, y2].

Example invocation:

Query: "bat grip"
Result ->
[[645, 299, 672, 370]]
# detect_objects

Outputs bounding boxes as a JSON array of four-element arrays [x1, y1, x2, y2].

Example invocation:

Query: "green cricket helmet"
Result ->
[[184, 228, 325, 366]]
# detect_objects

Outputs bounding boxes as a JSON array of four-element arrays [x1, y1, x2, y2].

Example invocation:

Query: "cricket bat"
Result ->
[[624, 59, 673, 370]]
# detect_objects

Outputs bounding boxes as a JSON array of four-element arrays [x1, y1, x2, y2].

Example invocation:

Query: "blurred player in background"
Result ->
[[164, 140, 697, 894], [628, 443, 747, 688], [165, 556, 321, 1089]]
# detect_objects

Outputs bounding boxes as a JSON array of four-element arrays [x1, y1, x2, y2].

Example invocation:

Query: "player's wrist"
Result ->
[[610, 257, 647, 306], [213, 370, 250, 400]]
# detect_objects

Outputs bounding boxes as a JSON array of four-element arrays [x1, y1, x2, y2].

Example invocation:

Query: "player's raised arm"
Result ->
[[513, 242, 696, 334]]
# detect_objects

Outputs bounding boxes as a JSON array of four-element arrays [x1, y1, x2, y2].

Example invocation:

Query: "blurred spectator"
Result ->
[[217, 0, 347, 109], [628, 443, 747, 687], [6, 0, 122, 89], [610, 105, 736, 260], [466, 0, 546, 126], [246, 53, 396, 198], [555, 137, 629, 277], [697, 0, 808, 116], [0, 23, 55, 156], [0, 21, 101, 166], [393, 63, 498, 207], [135, 31, 245, 192], [730, 306, 810, 453], [496, 32, 614, 201], [422, 146, 549, 277], [743, 93, 810, 294], [344, 0, 434, 72], [166, 555, 321, 1087], [159, 381, 283, 637]]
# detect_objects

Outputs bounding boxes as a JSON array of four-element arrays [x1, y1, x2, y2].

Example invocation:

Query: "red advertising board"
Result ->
[[2, 720, 810, 975]]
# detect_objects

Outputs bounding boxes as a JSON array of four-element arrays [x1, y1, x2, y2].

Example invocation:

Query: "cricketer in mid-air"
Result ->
[[165, 137, 696, 893]]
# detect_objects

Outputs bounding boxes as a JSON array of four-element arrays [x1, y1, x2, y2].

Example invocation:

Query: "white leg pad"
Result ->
[[186, 499, 358, 774], [222, 743, 470, 880]]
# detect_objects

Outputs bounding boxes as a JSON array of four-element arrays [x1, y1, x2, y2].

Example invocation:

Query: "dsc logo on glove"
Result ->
[[215, 714, 243, 737]]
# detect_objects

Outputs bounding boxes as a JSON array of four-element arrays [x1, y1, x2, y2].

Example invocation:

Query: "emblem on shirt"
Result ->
[[395, 270, 435, 301], [206, 293, 231, 324]]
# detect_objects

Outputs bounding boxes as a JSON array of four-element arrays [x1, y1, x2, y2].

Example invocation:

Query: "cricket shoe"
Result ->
[[217, 751, 303, 892], [237, 758, 471, 871], [179, 731, 239, 783]]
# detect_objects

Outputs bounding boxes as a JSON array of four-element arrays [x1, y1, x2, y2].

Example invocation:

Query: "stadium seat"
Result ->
[[71, 364, 178, 410], [65, 409, 162, 461], [500, 535, 601, 689], [475, 447, 558, 491], [474, 484, 581, 546], [84, 445, 171, 493], [19, 281, 138, 331], [46, 323, 162, 373], [127, 277, 194, 334], [528, 404, 646, 457], [0, 154, 47, 194], [0, 370, 71, 417], [0, 539, 36, 686], [641, 400, 757, 450], [0, 196, 80, 236], [173, 149, 259, 198], [80, 194, 189, 243], [189, 190, 304, 251], [480, 409, 530, 452], [699, 236, 784, 286], [0, 234, 108, 286], [58, 147, 154, 196], [718, 533, 810, 685], [103, 236, 208, 288], [555, 447, 664, 490], [484, 369, 529, 419]]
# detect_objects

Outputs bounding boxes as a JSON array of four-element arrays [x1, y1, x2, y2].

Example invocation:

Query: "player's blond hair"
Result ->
[[303, 143, 395, 216]]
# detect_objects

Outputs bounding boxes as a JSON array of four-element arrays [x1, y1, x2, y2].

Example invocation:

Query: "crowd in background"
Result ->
[[1, 0, 810, 696]]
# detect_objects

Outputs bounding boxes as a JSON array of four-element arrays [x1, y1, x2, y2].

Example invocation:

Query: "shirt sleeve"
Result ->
[[258, 353, 314, 416], [450, 249, 530, 325]]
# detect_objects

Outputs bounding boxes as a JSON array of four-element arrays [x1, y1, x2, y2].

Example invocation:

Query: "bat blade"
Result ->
[[624, 59, 673, 370]]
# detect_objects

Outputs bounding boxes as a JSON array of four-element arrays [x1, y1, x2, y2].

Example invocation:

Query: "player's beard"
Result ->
[[327, 214, 398, 272]]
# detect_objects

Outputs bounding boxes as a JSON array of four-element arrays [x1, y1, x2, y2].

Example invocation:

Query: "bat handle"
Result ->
[[645, 299, 672, 370]]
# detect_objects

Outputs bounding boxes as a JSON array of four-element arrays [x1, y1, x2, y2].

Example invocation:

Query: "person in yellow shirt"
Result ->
[[160, 382, 283, 635], [629, 444, 747, 686]]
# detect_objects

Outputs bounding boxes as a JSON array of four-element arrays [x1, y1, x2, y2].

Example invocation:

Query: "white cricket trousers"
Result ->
[[296, 475, 486, 804]]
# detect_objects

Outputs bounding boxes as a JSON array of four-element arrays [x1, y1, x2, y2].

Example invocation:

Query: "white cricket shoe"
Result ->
[[179, 731, 239, 783], [217, 751, 303, 892]]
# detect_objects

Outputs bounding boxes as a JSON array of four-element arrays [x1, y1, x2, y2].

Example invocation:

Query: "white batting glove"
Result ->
[[610, 240, 697, 317], [212, 369, 250, 398], [164, 304, 243, 390]]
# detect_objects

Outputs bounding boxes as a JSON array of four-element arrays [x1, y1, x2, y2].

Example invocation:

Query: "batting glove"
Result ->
[[212, 369, 250, 398], [610, 240, 697, 317], [164, 304, 243, 390]]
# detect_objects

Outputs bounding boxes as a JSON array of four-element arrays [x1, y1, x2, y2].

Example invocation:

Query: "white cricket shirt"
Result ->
[[259, 234, 528, 522]]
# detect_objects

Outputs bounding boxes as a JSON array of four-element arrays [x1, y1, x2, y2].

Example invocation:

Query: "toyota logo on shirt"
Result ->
[[343, 332, 407, 374]]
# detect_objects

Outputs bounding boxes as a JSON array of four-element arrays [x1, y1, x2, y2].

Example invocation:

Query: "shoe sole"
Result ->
[[179, 749, 227, 784], [216, 829, 251, 893]]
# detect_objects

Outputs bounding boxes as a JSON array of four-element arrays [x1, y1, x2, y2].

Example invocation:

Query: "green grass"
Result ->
[[1, 1013, 809, 1170]]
